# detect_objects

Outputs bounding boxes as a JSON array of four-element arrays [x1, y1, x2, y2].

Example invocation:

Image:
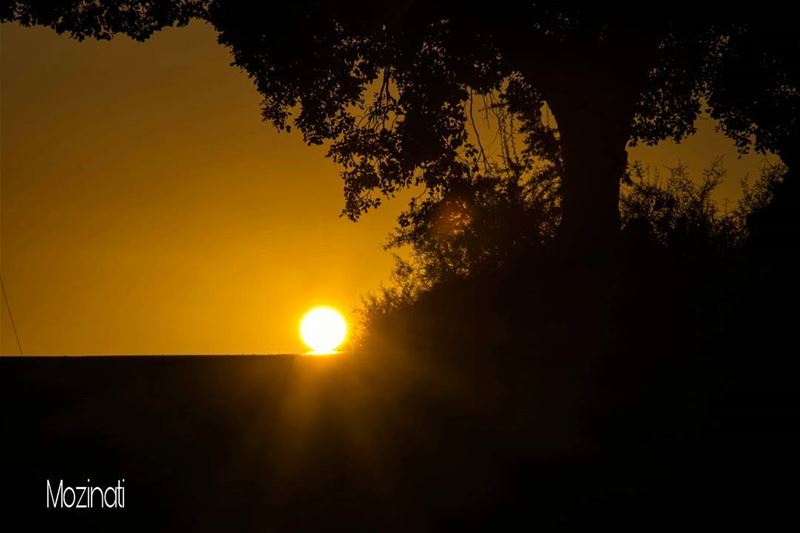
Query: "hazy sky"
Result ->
[[1, 21, 776, 354]]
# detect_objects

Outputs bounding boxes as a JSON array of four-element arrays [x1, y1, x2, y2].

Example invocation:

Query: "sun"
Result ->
[[299, 306, 348, 354]]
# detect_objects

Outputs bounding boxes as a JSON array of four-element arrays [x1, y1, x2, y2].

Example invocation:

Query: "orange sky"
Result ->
[[1, 21, 776, 354]]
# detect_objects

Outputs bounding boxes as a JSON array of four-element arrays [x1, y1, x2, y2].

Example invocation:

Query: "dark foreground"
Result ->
[[1, 353, 799, 530]]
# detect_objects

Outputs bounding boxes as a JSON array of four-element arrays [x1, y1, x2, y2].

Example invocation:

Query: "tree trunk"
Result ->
[[530, 52, 647, 259], [500, 24, 657, 259]]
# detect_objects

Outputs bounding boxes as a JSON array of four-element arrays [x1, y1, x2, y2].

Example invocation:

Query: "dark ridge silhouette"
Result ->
[[4, 181, 800, 527]]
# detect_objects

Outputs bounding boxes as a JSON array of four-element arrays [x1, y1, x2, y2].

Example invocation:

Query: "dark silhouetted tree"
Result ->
[[3, 1, 795, 256], [702, 21, 800, 248]]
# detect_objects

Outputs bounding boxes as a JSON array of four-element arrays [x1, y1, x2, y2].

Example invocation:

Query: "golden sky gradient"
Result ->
[[1, 21, 775, 355]]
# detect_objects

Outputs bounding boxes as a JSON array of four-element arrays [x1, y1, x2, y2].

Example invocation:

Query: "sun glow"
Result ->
[[300, 306, 348, 354]]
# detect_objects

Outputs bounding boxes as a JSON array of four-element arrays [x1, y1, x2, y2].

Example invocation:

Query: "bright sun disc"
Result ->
[[300, 306, 348, 354]]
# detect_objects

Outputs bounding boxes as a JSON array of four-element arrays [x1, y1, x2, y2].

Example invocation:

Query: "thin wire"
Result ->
[[1, 274, 23, 355]]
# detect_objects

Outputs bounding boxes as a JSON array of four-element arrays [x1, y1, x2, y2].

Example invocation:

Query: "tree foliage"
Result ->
[[360, 158, 785, 323], [3, 1, 796, 251]]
